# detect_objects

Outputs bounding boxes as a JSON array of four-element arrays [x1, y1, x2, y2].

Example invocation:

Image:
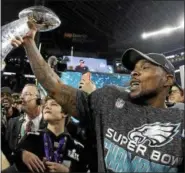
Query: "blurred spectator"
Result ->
[[1, 87, 20, 163], [75, 60, 89, 73], [168, 83, 184, 103], [12, 93, 22, 112], [15, 97, 88, 173], [1, 87, 20, 121]]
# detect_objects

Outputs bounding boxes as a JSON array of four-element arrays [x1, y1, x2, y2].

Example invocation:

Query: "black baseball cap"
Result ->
[[1, 87, 12, 94], [121, 48, 175, 76], [80, 59, 85, 63]]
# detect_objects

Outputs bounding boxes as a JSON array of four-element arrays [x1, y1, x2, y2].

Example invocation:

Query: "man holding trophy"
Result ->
[[7, 5, 185, 173]]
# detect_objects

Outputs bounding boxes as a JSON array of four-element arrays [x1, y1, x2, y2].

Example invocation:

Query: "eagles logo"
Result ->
[[128, 122, 180, 147]]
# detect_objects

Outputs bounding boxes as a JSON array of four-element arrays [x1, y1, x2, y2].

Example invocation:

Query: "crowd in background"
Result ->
[[1, 70, 184, 172], [1, 75, 97, 173]]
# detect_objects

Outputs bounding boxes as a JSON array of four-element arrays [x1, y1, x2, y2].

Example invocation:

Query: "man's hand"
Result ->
[[45, 161, 69, 173], [79, 80, 96, 94], [79, 72, 96, 94], [11, 21, 37, 47], [22, 150, 45, 173]]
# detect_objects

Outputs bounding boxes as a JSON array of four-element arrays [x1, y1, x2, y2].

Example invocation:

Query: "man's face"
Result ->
[[168, 86, 184, 103], [129, 59, 171, 99], [20, 86, 39, 111], [43, 99, 64, 122], [80, 61, 85, 67], [1, 92, 12, 109]]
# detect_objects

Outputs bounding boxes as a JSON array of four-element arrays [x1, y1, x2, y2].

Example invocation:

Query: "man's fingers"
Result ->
[[29, 161, 40, 173], [27, 164, 34, 173], [11, 41, 19, 48], [47, 164, 55, 172], [45, 161, 54, 166], [27, 21, 37, 31], [15, 36, 24, 43], [47, 165, 54, 169], [34, 158, 45, 172]]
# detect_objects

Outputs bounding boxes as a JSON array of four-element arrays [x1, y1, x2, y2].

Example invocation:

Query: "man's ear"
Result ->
[[164, 74, 174, 87]]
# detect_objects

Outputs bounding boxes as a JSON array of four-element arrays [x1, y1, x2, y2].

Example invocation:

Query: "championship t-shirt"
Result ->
[[76, 85, 184, 172]]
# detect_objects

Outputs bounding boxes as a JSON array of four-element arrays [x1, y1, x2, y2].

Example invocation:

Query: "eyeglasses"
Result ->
[[21, 92, 38, 97], [169, 90, 181, 95]]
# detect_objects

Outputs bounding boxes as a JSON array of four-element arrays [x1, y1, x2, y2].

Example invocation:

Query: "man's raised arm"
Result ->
[[11, 22, 77, 116]]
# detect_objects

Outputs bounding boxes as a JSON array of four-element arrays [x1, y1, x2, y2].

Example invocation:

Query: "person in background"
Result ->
[[15, 97, 88, 173], [1, 87, 20, 163], [4, 84, 47, 166], [1, 87, 20, 121], [12, 93, 22, 112], [168, 83, 184, 104], [166, 83, 184, 110], [75, 59, 89, 73]]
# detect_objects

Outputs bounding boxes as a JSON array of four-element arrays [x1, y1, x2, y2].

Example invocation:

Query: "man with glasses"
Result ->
[[4, 84, 47, 170], [168, 83, 184, 104], [166, 83, 184, 110]]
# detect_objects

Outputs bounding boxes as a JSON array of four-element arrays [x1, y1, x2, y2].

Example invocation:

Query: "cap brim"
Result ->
[[121, 48, 161, 71]]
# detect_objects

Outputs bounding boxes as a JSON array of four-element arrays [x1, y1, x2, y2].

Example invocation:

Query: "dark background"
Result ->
[[1, 0, 184, 91]]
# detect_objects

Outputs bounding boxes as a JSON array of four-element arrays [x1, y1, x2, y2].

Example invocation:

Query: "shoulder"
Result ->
[[67, 135, 84, 149], [169, 102, 185, 110], [90, 85, 129, 100], [8, 115, 23, 126]]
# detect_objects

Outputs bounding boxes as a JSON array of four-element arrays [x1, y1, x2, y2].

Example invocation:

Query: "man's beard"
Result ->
[[129, 88, 158, 106]]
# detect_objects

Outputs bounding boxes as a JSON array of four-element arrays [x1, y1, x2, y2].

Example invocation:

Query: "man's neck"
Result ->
[[145, 97, 167, 108], [47, 121, 65, 136], [131, 93, 167, 108], [26, 107, 40, 120], [7, 107, 13, 118]]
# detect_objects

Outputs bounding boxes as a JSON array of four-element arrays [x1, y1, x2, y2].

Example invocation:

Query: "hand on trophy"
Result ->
[[11, 21, 37, 47], [2, 6, 61, 59]]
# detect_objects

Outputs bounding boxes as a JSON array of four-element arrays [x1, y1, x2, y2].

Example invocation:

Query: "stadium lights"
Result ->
[[141, 19, 184, 39], [3, 72, 35, 78]]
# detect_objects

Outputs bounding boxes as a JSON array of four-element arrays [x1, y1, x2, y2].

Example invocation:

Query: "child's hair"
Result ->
[[43, 96, 71, 126]]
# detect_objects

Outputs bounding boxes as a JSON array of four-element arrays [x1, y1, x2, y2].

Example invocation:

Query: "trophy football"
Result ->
[[1, 6, 61, 61]]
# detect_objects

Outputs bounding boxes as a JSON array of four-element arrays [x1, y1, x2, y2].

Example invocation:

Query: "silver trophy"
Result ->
[[1, 6, 61, 60]]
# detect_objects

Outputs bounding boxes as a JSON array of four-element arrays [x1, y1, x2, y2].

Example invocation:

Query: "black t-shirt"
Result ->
[[75, 65, 89, 73], [15, 129, 88, 172], [7, 107, 20, 121], [76, 85, 185, 172]]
